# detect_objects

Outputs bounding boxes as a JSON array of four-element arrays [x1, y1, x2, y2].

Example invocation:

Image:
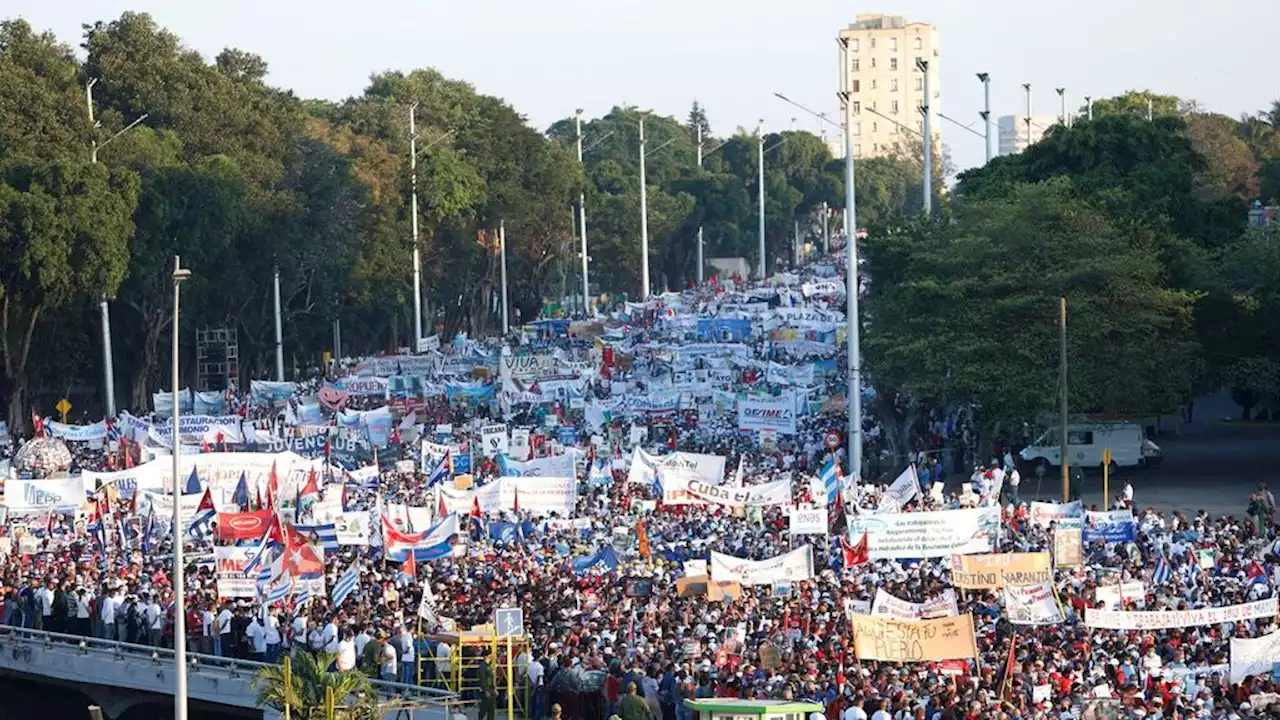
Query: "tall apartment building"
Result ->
[[838, 14, 940, 161], [997, 115, 1061, 155]]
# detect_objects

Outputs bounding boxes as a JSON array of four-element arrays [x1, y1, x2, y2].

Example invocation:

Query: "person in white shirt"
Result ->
[[264, 613, 282, 663], [290, 615, 309, 651], [215, 602, 233, 657], [842, 703, 868, 720], [74, 588, 93, 638], [322, 619, 340, 653], [354, 627, 372, 657], [435, 639, 452, 679], [36, 581, 54, 631], [1124, 480, 1134, 506], [379, 635, 398, 682], [200, 605, 216, 655], [1008, 468, 1021, 506], [245, 615, 267, 661], [336, 630, 357, 672], [143, 594, 163, 646], [100, 588, 121, 640], [869, 698, 892, 720], [395, 625, 415, 684]]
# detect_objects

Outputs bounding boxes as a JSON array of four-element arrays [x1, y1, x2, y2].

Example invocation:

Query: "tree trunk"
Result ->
[[131, 319, 165, 412], [6, 375, 27, 433]]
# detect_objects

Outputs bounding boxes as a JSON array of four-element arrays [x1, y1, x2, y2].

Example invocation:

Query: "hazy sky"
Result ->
[[14, 0, 1280, 172]]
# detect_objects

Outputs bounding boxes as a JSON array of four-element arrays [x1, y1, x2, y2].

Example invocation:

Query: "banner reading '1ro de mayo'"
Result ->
[[1084, 597, 1278, 630], [950, 552, 1052, 589], [710, 546, 813, 586], [849, 613, 978, 662], [847, 507, 999, 560], [686, 478, 792, 508]]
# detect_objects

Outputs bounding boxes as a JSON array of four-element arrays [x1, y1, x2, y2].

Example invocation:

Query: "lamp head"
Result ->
[[976, 73, 989, 82]]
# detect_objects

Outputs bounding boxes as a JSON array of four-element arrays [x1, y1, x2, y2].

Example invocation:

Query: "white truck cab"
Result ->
[[1019, 421, 1161, 472]]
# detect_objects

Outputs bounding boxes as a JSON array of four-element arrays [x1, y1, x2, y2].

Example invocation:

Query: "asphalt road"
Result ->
[[1020, 392, 1280, 518]]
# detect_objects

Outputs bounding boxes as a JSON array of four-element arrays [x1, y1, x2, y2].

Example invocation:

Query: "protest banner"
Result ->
[[481, 424, 509, 457], [499, 354, 557, 381], [216, 510, 273, 541], [1094, 581, 1147, 610], [1084, 597, 1277, 630], [847, 507, 1000, 560], [626, 449, 725, 488], [950, 552, 1051, 589], [499, 453, 576, 478], [5, 478, 87, 513], [439, 477, 577, 516], [710, 546, 813, 586], [871, 589, 958, 620], [849, 614, 978, 662], [1053, 519, 1083, 568], [1083, 510, 1137, 543], [737, 396, 797, 435], [250, 381, 297, 406], [789, 507, 827, 536], [333, 375, 390, 398], [686, 478, 792, 508], [333, 511, 370, 545], [148, 415, 244, 445], [1029, 500, 1083, 528], [1230, 633, 1280, 683], [44, 420, 107, 442], [1003, 580, 1065, 625]]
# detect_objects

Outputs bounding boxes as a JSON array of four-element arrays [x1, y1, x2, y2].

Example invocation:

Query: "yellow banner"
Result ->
[[950, 552, 1051, 589], [850, 613, 978, 662]]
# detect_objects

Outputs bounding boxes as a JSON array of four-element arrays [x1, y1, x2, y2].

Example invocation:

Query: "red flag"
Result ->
[[216, 430, 225, 450], [637, 519, 650, 559], [31, 410, 43, 438], [1248, 560, 1266, 580], [202, 437, 211, 454], [841, 531, 869, 568], [437, 491, 447, 518], [402, 550, 417, 580], [512, 487, 521, 514], [323, 436, 331, 459], [267, 461, 279, 504], [300, 469, 320, 498], [470, 495, 482, 520], [390, 424, 401, 445]]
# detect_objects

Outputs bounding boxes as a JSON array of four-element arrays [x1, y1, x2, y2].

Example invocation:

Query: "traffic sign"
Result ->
[[825, 431, 841, 450], [494, 607, 524, 638], [55, 398, 72, 422]]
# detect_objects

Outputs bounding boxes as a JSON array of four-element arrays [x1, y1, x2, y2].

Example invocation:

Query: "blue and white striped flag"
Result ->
[[1152, 557, 1172, 585], [295, 586, 311, 607], [820, 458, 841, 506], [331, 563, 359, 607], [291, 523, 339, 552], [264, 575, 294, 604]]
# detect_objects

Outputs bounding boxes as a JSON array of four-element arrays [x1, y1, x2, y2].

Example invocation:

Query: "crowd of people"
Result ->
[[1, 252, 1277, 720]]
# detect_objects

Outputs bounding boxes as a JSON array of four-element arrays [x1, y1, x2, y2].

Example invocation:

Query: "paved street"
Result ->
[[1020, 392, 1280, 518]]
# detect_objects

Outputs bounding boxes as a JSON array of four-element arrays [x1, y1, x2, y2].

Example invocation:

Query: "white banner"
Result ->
[[500, 453, 576, 478], [439, 477, 576, 516], [5, 478, 87, 513], [509, 429, 531, 461], [1230, 633, 1280, 683], [789, 507, 828, 535], [710, 546, 813, 586], [1085, 597, 1278, 630], [1028, 500, 1083, 528], [499, 354, 557, 381], [686, 478, 792, 508], [44, 420, 107, 442], [481, 424, 509, 457], [847, 507, 1000, 559], [871, 589, 959, 620], [334, 376, 390, 398], [1095, 581, 1146, 610], [737, 396, 797, 435], [879, 465, 920, 512], [142, 491, 231, 528], [1003, 581, 1065, 625], [214, 546, 323, 598], [148, 415, 244, 445], [626, 449, 725, 487]]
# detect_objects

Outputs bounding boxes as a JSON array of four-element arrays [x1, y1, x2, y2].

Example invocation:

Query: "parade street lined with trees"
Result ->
[[2, 12, 1279, 447]]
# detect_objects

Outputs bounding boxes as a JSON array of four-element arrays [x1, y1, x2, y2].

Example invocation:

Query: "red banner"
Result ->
[[216, 510, 272, 541]]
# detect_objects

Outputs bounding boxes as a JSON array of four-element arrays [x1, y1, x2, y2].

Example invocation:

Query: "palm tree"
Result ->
[[253, 648, 380, 719]]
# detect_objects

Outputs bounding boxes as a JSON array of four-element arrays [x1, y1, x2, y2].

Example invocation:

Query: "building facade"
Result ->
[[838, 14, 940, 160], [996, 114, 1061, 156]]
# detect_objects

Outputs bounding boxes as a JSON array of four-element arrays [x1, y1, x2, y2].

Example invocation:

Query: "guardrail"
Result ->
[[0, 625, 455, 716]]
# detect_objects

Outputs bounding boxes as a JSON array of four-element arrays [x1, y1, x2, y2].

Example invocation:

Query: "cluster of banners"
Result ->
[[870, 588, 959, 620], [847, 507, 1000, 560], [848, 613, 978, 662], [438, 476, 577, 516], [1084, 597, 1278, 630], [626, 449, 725, 489], [710, 546, 813, 586]]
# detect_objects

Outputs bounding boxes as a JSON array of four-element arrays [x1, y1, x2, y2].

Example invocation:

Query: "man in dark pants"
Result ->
[[478, 653, 497, 720]]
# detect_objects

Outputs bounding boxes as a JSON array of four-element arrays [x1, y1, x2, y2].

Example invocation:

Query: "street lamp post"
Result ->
[[273, 265, 284, 381], [1085, 96, 1094, 122], [696, 123, 704, 286], [917, 59, 932, 215], [756, 121, 766, 280], [1022, 84, 1033, 150], [575, 110, 590, 314], [499, 220, 509, 334], [638, 116, 650, 300], [170, 255, 191, 720], [838, 37, 863, 484], [977, 73, 992, 164], [1056, 88, 1068, 127], [408, 103, 423, 350]]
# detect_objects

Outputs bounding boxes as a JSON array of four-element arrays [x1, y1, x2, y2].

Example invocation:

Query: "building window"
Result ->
[[853, 121, 861, 136], [889, 37, 898, 51], [870, 57, 876, 69], [914, 37, 922, 50], [851, 79, 860, 93], [890, 57, 898, 71], [851, 58, 860, 71], [913, 56, 922, 70], [872, 122, 878, 133], [852, 101, 861, 114], [871, 79, 877, 90], [850, 39, 859, 52], [890, 79, 899, 92], [891, 100, 899, 114], [854, 143, 862, 155], [915, 77, 923, 91]]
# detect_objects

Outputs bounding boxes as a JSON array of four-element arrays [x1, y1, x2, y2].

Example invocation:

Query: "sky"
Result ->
[[13, 0, 1280, 173]]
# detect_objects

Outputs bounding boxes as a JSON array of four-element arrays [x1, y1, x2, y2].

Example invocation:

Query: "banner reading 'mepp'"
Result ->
[[849, 614, 978, 662], [848, 507, 999, 560], [710, 546, 813, 586], [686, 478, 792, 508], [738, 397, 797, 434], [6, 478, 87, 513], [1084, 597, 1277, 630]]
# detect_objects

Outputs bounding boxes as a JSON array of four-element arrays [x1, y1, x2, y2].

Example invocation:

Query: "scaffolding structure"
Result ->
[[422, 628, 530, 720], [196, 327, 239, 391]]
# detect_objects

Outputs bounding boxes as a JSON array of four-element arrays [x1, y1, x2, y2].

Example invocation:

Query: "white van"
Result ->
[[1019, 422, 1161, 472]]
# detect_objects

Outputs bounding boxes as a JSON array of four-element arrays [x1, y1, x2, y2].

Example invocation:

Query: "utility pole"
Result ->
[[1147, 98, 1154, 122], [1060, 297, 1069, 503], [918, 59, 932, 215], [1056, 88, 1067, 127], [499, 220, 509, 334], [575, 110, 590, 314], [839, 36, 863, 485], [638, 116, 650, 300], [409, 103, 423, 349], [170, 255, 191, 720], [332, 318, 342, 367], [1085, 97, 1094, 122], [793, 219, 801, 267], [977, 73, 992, 164], [757, 121, 766, 280], [273, 265, 284, 381], [696, 122, 704, 285], [821, 201, 829, 255], [1022, 84, 1033, 151]]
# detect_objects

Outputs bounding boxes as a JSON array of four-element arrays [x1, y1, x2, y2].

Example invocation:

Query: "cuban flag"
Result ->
[[244, 513, 288, 574], [820, 458, 841, 506], [1152, 557, 1172, 585], [331, 563, 360, 607], [187, 488, 217, 539], [425, 451, 451, 488], [383, 514, 460, 563], [105, 419, 122, 444], [291, 522, 339, 552], [140, 507, 155, 554]]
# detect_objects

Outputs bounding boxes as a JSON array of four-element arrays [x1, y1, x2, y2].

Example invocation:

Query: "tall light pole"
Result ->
[[1022, 83, 1033, 151], [821, 201, 829, 255], [574, 110, 590, 314], [170, 255, 192, 720], [638, 115, 651, 300], [838, 37, 863, 484], [272, 265, 284, 381], [1085, 96, 1094, 121], [918, 60, 932, 215], [499, 220, 509, 334], [409, 103, 423, 349], [977, 73, 992, 163], [88, 79, 147, 419], [1056, 88, 1067, 127], [756, 121, 766, 280], [696, 122, 705, 285]]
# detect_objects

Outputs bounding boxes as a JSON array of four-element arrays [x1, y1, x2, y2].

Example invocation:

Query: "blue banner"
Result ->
[[1083, 510, 1137, 543], [696, 318, 752, 343]]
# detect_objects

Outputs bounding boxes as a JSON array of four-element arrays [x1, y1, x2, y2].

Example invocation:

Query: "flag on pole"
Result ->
[[331, 563, 359, 607], [232, 472, 250, 511], [188, 488, 217, 539], [841, 531, 869, 568], [184, 466, 202, 495]]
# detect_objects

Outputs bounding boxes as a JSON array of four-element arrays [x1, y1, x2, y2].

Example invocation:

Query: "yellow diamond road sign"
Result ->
[[55, 398, 72, 421]]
